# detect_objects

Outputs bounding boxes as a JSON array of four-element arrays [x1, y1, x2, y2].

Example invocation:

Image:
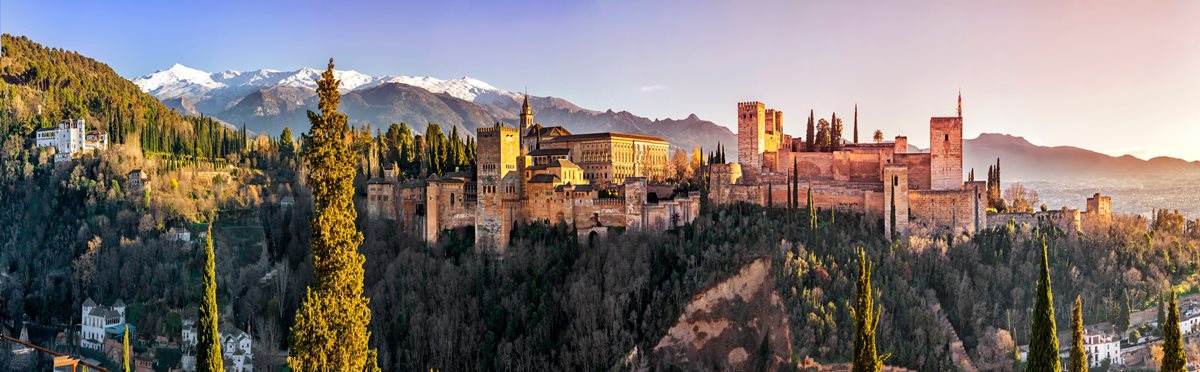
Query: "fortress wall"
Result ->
[[908, 189, 979, 234], [846, 151, 883, 182], [785, 152, 836, 180], [895, 153, 931, 190]]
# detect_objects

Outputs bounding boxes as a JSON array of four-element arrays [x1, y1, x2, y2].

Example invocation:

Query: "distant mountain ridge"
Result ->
[[132, 64, 735, 152], [965, 133, 1200, 181]]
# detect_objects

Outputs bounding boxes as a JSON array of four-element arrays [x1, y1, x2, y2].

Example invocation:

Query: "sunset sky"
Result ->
[[4, 0, 1199, 160]]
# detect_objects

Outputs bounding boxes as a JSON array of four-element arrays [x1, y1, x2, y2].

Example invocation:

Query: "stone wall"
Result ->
[[908, 189, 980, 234], [895, 153, 932, 190], [737, 102, 765, 177], [883, 165, 910, 238]]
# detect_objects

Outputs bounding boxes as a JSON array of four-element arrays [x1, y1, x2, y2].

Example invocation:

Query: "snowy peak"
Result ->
[[132, 64, 521, 105]]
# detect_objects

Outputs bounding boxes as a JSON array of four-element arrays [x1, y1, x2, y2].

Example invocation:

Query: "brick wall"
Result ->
[[929, 117, 963, 190]]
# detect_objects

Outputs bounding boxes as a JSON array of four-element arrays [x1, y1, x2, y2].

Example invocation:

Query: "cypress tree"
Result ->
[[288, 59, 378, 371], [852, 249, 886, 372], [807, 181, 817, 243], [1027, 238, 1061, 372], [197, 224, 224, 372], [1162, 290, 1187, 372], [1069, 295, 1087, 372], [853, 104, 859, 144], [889, 183, 897, 241], [123, 324, 131, 372], [806, 109, 815, 152]]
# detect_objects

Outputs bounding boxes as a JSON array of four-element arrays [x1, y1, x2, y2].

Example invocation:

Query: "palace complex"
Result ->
[[366, 95, 700, 254], [710, 94, 986, 237]]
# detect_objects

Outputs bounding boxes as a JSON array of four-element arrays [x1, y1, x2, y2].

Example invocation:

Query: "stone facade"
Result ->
[[1085, 192, 1112, 221], [713, 96, 984, 238], [539, 132, 671, 185]]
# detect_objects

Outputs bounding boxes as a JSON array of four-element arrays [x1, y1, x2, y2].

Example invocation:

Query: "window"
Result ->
[[944, 134, 949, 141]]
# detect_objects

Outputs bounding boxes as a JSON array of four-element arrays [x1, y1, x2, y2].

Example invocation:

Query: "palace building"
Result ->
[[366, 95, 699, 254], [711, 94, 987, 237]]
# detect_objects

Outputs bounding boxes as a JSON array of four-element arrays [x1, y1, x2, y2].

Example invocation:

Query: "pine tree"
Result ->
[[1027, 238, 1061, 372], [123, 325, 131, 372], [197, 224, 224, 372], [852, 249, 887, 372], [288, 58, 378, 371], [1162, 290, 1187, 372], [889, 182, 897, 241], [1069, 295, 1087, 372]]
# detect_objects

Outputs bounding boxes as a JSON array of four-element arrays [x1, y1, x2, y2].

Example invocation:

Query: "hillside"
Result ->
[[132, 64, 736, 152], [964, 132, 1200, 181]]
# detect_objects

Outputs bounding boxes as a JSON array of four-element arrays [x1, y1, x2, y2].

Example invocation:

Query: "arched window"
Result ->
[[450, 193, 455, 207]]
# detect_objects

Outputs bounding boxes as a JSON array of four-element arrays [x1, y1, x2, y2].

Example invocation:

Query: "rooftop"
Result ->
[[545, 132, 668, 144]]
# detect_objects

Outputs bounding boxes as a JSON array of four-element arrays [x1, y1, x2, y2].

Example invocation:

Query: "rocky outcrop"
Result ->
[[651, 258, 792, 371]]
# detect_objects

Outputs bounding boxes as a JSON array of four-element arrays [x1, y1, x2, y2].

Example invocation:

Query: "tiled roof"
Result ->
[[528, 174, 560, 184]]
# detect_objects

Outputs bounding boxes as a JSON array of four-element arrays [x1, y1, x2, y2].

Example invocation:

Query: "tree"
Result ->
[[1027, 238, 1061, 372], [197, 224, 224, 372], [853, 104, 859, 144], [831, 113, 842, 151], [1069, 296, 1087, 372], [123, 324, 131, 372], [280, 127, 296, 162], [816, 119, 831, 152], [671, 148, 692, 181], [806, 109, 815, 152], [852, 249, 886, 372], [288, 58, 378, 371], [807, 181, 817, 243], [873, 130, 883, 144], [1162, 290, 1187, 372]]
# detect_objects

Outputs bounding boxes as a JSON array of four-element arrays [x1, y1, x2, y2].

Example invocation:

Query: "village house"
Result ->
[[1083, 323, 1123, 367], [80, 298, 126, 350]]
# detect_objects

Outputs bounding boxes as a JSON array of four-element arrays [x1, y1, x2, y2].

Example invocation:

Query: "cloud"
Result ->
[[638, 84, 667, 92]]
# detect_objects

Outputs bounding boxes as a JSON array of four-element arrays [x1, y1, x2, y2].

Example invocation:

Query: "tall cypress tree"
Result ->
[[1027, 238, 1061, 372], [197, 224, 224, 372], [288, 59, 378, 371], [806, 109, 815, 152], [1162, 291, 1187, 372], [807, 181, 817, 243], [1069, 295, 1087, 372], [123, 325, 131, 372], [852, 249, 886, 372], [889, 182, 897, 241]]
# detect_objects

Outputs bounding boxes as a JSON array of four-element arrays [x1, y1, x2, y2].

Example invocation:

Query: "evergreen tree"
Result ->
[[197, 224, 224, 372], [288, 58, 377, 371], [853, 104, 859, 144], [852, 249, 886, 372], [1070, 295, 1087, 372], [1027, 238, 1061, 372], [1162, 290, 1187, 372], [889, 182, 897, 241], [807, 181, 817, 243], [806, 109, 815, 152], [123, 324, 131, 372]]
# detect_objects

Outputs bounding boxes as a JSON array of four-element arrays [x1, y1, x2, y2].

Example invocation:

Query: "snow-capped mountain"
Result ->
[[133, 64, 521, 107], [131, 64, 735, 154]]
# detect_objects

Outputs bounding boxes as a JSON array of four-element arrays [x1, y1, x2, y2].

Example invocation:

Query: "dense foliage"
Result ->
[[287, 59, 376, 371]]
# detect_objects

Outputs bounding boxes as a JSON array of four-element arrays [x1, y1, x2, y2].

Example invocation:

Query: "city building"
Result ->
[[35, 119, 107, 162], [711, 94, 986, 237], [180, 320, 253, 372]]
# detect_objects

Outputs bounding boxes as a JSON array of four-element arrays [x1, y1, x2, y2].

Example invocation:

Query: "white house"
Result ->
[[1083, 323, 1123, 367], [80, 298, 125, 350], [180, 320, 253, 372], [165, 227, 192, 243], [1179, 304, 1200, 335], [35, 119, 107, 162]]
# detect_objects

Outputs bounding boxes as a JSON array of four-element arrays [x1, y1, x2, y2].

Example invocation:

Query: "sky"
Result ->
[[4, 0, 1200, 160]]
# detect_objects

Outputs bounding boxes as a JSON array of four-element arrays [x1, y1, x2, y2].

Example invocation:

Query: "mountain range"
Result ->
[[964, 133, 1200, 181], [132, 64, 735, 153]]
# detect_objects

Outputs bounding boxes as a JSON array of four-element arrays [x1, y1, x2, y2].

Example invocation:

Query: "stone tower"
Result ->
[[883, 164, 910, 238], [737, 102, 766, 176], [475, 123, 521, 253], [929, 97, 963, 190]]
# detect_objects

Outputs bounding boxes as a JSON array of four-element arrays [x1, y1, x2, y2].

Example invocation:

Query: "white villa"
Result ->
[[181, 320, 253, 372], [35, 119, 107, 162], [80, 298, 126, 350], [1083, 323, 1123, 367]]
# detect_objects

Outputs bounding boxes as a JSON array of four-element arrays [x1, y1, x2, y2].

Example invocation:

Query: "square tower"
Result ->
[[475, 124, 521, 253], [883, 164, 910, 239], [737, 102, 766, 173], [929, 117, 963, 190]]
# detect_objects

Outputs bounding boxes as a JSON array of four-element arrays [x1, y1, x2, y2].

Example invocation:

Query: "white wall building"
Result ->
[[180, 320, 253, 372], [80, 298, 125, 350], [35, 119, 107, 162], [1083, 324, 1123, 367]]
